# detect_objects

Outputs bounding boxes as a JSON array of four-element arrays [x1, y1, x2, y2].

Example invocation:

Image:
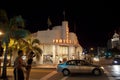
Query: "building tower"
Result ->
[[111, 31, 120, 49]]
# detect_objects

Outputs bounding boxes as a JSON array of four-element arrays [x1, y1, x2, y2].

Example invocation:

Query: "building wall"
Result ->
[[31, 21, 83, 64], [108, 32, 120, 50], [35, 30, 61, 43]]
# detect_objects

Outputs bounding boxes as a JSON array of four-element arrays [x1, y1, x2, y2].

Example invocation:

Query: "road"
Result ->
[[2, 58, 118, 80], [104, 65, 120, 80], [5, 67, 110, 80]]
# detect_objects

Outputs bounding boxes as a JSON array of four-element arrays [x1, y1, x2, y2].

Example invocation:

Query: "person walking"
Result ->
[[26, 51, 34, 80], [13, 50, 26, 80]]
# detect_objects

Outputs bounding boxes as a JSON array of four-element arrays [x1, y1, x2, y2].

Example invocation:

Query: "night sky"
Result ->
[[1, 0, 120, 48]]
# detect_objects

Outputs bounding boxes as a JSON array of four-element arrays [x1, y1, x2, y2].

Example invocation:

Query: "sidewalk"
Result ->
[[32, 64, 57, 69]]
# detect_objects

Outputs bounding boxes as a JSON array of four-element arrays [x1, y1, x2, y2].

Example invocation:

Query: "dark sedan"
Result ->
[[112, 57, 120, 65]]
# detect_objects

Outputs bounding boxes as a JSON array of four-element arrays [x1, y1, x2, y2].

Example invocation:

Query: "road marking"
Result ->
[[61, 76, 68, 80], [39, 71, 57, 80]]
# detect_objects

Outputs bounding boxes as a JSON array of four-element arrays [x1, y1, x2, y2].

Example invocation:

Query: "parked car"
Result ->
[[112, 57, 120, 65], [56, 59, 104, 76]]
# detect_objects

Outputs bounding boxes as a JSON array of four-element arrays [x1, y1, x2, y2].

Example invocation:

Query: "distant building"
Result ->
[[107, 31, 120, 50], [31, 20, 83, 64]]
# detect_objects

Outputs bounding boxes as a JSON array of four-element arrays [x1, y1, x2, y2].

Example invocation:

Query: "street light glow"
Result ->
[[0, 31, 3, 35]]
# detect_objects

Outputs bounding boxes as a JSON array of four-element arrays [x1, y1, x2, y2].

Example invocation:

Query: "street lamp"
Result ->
[[0, 31, 3, 38], [0, 32, 2, 35], [0, 31, 4, 41]]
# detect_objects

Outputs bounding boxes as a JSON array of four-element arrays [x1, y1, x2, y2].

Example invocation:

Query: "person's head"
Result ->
[[28, 51, 35, 58], [30, 51, 34, 55], [18, 50, 23, 56]]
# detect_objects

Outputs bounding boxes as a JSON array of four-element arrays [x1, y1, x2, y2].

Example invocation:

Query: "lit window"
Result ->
[[59, 39, 62, 43]]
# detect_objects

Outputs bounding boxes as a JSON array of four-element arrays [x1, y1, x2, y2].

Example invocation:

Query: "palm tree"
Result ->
[[9, 14, 30, 60], [23, 38, 42, 60], [0, 9, 9, 32], [21, 38, 42, 80], [0, 9, 9, 79], [8, 15, 42, 65], [0, 9, 42, 79], [10, 35, 42, 80], [0, 9, 29, 79], [15, 36, 42, 60]]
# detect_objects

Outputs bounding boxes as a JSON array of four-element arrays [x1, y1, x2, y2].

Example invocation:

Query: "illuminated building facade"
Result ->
[[31, 20, 83, 64], [107, 31, 120, 50]]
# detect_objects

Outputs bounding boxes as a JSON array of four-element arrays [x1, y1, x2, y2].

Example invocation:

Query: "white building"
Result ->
[[32, 20, 83, 64], [107, 31, 120, 50]]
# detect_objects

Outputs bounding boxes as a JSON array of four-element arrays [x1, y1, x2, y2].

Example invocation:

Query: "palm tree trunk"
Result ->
[[9, 51, 12, 66], [1, 42, 9, 79]]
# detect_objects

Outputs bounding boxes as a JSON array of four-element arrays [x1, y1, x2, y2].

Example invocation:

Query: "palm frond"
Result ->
[[32, 39, 40, 45], [32, 46, 42, 60]]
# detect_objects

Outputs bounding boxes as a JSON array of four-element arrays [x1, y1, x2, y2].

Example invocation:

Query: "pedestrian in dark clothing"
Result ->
[[13, 50, 26, 80], [26, 51, 35, 80]]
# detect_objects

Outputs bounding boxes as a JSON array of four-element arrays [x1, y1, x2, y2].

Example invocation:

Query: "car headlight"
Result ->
[[100, 66, 104, 70], [93, 57, 99, 62], [114, 61, 118, 64]]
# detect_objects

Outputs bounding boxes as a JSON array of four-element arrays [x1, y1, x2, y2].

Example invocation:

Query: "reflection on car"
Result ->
[[112, 57, 120, 65], [56, 59, 104, 76]]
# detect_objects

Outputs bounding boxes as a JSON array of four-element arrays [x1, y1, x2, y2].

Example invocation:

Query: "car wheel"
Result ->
[[62, 69, 70, 76], [93, 69, 101, 76]]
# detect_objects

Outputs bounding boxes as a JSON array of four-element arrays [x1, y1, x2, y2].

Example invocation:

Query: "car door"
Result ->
[[67, 60, 79, 73], [78, 60, 92, 73], [78, 60, 86, 73]]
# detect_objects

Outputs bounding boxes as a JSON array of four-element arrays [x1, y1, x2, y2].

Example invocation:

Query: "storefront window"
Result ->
[[43, 55, 53, 64]]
